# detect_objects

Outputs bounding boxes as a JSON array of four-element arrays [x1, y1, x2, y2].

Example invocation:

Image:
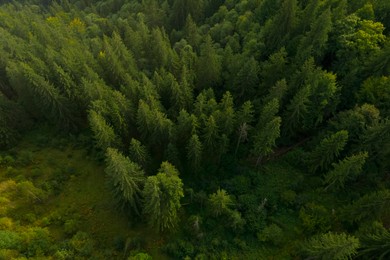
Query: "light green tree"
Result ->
[[208, 189, 234, 217], [301, 232, 360, 260], [143, 162, 184, 232]]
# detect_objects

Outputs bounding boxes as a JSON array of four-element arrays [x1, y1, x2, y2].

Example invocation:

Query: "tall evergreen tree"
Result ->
[[324, 152, 368, 191], [301, 232, 360, 260], [105, 148, 145, 214], [88, 110, 118, 151], [307, 130, 349, 173], [143, 162, 184, 232], [196, 35, 222, 90]]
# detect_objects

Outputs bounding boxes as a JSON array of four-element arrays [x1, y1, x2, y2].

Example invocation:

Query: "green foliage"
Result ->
[[301, 232, 360, 260], [128, 138, 150, 171], [69, 232, 94, 257], [257, 224, 284, 245], [186, 134, 202, 172], [0, 231, 21, 250], [143, 162, 184, 232], [88, 110, 118, 151], [324, 152, 368, 191], [342, 190, 390, 223], [252, 117, 281, 165], [358, 222, 390, 259], [0, 0, 389, 258], [105, 148, 145, 214], [208, 189, 234, 217], [16, 181, 47, 203], [307, 130, 349, 173], [128, 252, 153, 260], [299, 203, 331, 234]]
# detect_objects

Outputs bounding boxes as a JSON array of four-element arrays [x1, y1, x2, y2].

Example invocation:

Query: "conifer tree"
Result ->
[[202, 115, 219, 152], [196, 35, 221, 90], [208, 189, 234, 217], [143, 162, 184, 232], [324, 152, 368, 191], [296, 8, 332, 62], [252, 117, 282, 166], [186, 134, 203, 172], [301, 232, 360, 260], [343, 190, 390, 223], [129, 138, 150, 171], [358, 222, 390, 260], [105, 148, 145, 214], [307, 130, 349, 173], [88, 110, 118, 151]]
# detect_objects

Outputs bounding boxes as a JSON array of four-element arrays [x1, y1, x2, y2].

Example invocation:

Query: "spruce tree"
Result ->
[[105, 148, 146, 214]]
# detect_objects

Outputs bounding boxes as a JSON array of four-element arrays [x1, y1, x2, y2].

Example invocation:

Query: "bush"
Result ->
[[299, 203, 331, 234], [17, 150, 34, 166], [53, 249, 74, 260], [64, 219, 80, 235], [16, 181, 47, 203], [281, 190, 297, 206], [69, 232, 94, 257], [257, 224, 284, 245], [128, 252, 153, 260], [0, 230, 21, 250], [21, 227, 52, 257], [0, 217, 13, 229], [2, 155, 15, 166]]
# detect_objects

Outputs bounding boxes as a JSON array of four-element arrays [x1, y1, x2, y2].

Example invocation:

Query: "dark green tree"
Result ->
[[196, 35, 222, 90], [186, 134, 203, 173], [307, 130, 349, 173], [105, 148, 146, 214], [324, 152, 368, 191], [252, 117, 281, 166]]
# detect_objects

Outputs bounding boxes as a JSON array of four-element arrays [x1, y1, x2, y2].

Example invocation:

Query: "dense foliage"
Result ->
[[0, 0, 389, 258]]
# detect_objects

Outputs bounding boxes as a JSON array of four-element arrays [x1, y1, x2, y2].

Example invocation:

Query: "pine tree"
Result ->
[[301, 232, 360, 260], [186, 134, 203, 172], [296, 8, 332, 62], [208, 189, 234, 217], [7, 61, 70, 125], [252, 117, 281, 166], [88, 110, 118, 151], [263, 0, 299, 54], [143, 162, 184, 232], [105, 148, 145, 214], [343, 190, 390, 223], [129, 138, 150, 171], [358, 222, 390, 260], [307, 130, 349, 173], [324, 152, 368, 191], [196, 35, 222, 90], [260, 48, 288, 90], [202, 115, 219, 152]]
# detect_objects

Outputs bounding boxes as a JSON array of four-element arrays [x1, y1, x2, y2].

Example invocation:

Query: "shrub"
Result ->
[[17, 150, 34, 166], [257, 224, 284, 245], [69, 232, 94, 257], [128, 252, 153, 260], [0, 230, 21, 250]]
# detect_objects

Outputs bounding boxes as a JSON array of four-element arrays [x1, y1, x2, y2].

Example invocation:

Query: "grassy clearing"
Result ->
[[0, 129, 169, 259]]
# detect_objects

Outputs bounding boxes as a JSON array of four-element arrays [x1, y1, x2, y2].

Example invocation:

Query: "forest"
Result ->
[[0, 0, 389, 259]]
